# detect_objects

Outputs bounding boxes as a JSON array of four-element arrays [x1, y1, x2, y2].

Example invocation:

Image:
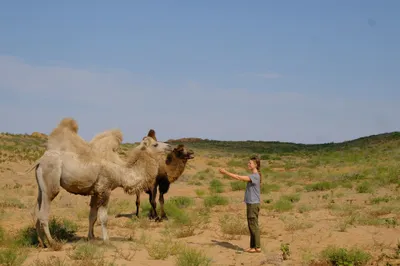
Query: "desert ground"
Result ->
[[1, 132, 400, 265]]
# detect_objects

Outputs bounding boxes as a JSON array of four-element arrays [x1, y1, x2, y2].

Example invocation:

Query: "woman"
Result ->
[[219, 155, 262, 253]]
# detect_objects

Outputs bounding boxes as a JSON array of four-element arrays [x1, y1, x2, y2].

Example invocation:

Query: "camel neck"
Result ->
[[165, 158, 187, 183]]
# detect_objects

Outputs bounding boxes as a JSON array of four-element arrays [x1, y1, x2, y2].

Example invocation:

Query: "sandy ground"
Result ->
[[1, 155, 400, 266]]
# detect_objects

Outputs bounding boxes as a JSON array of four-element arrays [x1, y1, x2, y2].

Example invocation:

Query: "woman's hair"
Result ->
[[250, 155, 262, 184]]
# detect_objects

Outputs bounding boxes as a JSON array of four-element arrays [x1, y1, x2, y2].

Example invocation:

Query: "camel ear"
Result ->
[[177, 144, 184, 151], [141, 137, 151, 149], [147, 129, 157, 141]]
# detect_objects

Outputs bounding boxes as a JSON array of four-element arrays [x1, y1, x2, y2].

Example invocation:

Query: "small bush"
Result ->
[[0, 225, 5, 244], [298, 204, 312, 213], [305, 181, 337, 192], [203, 195, 229, 208], [273, 199, 293, 212], [230, 181, 246, 191], [68, 242, 101, 260], [30, 256, 68, 266], [0, 247, 27, 266], [209, 179, 224, 193], [176, 247, 211, 266], [146, 238, 181, 260], [0, 199, 25, 209], [219, 214, 248, 239], [163, 203, 191, 226], [195, 189, 206, 197], [193, 168, 215, 180], [370, 196, 391, 204], [168, 196, 194, 208], [356, 181, 373, 193], [321, 245, 372, 266], [140, 201, 152, 215], [15, 217, 77, 247], [281, 193, 301, 203], [260, 183, 280, 194]]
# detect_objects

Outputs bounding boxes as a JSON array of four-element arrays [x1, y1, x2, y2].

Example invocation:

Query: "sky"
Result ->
[[0, 1, 399, 144]]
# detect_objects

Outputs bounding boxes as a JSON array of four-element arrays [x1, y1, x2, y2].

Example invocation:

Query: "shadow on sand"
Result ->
[[115, 213, 136, 219], [211, 240, 244, 251]]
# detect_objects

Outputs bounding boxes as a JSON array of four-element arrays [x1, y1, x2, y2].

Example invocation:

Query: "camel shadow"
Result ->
[[211, 240, 244, 252], [115, 213, 136, 219]]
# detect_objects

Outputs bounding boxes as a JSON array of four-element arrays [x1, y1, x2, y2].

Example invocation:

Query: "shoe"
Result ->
[[245, 248, 260, 253]]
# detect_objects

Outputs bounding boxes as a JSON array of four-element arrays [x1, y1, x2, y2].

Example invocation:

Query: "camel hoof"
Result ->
[[148, 212, 157, 220], [155, 216, 168, 222]]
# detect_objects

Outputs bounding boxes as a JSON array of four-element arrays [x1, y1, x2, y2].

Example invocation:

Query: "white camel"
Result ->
[[26, 118, 172, 248]]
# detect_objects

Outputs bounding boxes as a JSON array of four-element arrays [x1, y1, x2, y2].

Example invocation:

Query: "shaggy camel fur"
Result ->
[[27, 118, 172, 248], [130, 143, 194, 221], [88, 128, 125, 166]]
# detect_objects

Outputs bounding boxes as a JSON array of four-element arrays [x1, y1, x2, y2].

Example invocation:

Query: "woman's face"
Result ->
[[248, 160, 256, 170]]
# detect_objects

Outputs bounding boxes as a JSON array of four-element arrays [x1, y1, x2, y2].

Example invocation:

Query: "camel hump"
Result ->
[[90, 129, 123, 152], [57, 118, 79, 133], [108, 129, 123, 144], [47, 117, 89, 155]]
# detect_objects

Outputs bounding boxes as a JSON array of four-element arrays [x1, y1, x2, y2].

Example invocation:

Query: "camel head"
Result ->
[[166, 144, 195, 165], [138, 129, 173, 158]]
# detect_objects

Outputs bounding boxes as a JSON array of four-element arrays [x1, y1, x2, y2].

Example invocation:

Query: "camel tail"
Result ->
[[25, 160, 40, 174]]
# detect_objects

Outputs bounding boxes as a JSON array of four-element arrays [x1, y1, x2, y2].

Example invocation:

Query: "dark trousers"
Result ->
[[246, 203, 260, 248]]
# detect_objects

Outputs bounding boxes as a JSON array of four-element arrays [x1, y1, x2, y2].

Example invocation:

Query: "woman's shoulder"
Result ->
[[249, 172, 260, 179]]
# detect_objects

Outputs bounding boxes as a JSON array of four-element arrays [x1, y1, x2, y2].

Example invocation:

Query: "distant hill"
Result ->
[[1, 131, 400, 158], [166, 132, 400, 154]]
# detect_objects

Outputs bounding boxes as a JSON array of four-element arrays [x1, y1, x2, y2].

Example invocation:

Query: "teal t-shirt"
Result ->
[[244, 173, 260, 204]]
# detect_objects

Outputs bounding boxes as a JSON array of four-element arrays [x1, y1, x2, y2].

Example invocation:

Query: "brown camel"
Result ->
[[132, 143, 194, 221]]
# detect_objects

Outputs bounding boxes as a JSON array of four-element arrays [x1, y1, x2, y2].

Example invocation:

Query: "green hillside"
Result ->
[[167, 132, 400, 155], [1, 131, 400, 163]]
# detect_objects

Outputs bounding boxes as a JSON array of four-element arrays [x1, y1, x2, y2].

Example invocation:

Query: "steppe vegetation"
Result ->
[[1, 131, 400, 265]]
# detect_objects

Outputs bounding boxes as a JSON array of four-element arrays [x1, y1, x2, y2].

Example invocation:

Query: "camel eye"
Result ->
[[153, 143, 158, 147]]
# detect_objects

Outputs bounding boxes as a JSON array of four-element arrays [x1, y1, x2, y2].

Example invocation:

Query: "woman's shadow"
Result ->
[[211, 240, 244, 252]]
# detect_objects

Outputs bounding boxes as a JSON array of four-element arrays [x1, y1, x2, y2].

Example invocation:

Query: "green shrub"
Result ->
[[209, 179, 224, 193], [0, 248, 27, 266], [321, 245, 372, 266], [230, 181, 246, 191], [356, 181, 373, 193], [15, 217, 77, 247], [176, 247, 211, 266], [203, 195, 229, 208], [260, 183, 280, 194], [304, 181, 337, 192], [273, 199, 293, 212]]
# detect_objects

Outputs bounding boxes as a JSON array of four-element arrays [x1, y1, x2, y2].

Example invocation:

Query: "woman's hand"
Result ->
[[219, 168, 228, 175]]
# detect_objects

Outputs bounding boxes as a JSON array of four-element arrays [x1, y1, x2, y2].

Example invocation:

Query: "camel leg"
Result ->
[[156, 192, 168, 222], [34, 187, 46, 247], [156, 182, 170, 222], [98, 202, 110, 242], [35, 165, 60, 248], [135, 191, 140, 217], [93, 192, 111, 242], [88, 195, 99, 240], [148, 186, 158, 220]]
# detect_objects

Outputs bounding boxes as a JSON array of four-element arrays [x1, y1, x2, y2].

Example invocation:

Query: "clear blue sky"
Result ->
[[0, 1, 399, 143]]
